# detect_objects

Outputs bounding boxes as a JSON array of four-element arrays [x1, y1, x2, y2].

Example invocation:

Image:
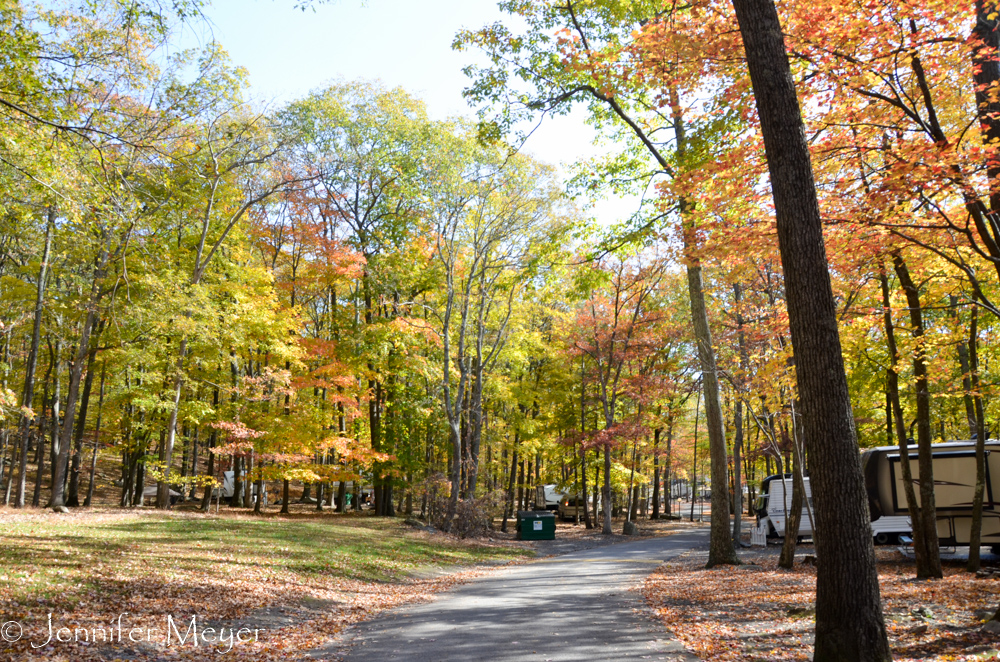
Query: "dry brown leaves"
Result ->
[[642, 548, 999, 661]]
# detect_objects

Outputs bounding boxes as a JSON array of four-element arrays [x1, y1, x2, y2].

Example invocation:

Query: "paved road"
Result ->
[[330, 528, 709, 662]]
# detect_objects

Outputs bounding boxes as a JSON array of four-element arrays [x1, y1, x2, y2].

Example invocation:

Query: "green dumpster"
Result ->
[[516, 510, 555, 540]]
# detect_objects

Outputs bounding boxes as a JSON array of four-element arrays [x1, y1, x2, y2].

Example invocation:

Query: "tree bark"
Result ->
[[950, 297, 977, 438], [602, 445, 612, 534], [67, 333, 101, 507], [973, 0, 1000, 213], [880, 267, 933, 577], [651, 426, 661, 520], [158, 339, 186, 509], [83, 361, 106, 507], [967, 306, 987, 572], [730, 0, 892, 656], [669, 86, 738, 566], [49, 260, 105, 510], [733, 282, 750, 543], [892, 254, 943, 579], [15, 210, 53, 508], [580, 357, 593, 528]]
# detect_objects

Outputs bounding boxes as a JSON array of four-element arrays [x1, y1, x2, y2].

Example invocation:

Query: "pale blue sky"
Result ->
[[190, 0, 628, 223]]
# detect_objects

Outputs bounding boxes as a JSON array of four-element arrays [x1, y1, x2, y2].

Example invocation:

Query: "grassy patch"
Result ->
[[0, 509, 529, 660], [0, 509, 528, 608]]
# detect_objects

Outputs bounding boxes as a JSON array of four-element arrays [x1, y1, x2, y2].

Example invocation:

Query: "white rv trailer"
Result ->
[[754, 474, 911, 543], [862, 440, 1000, 549]]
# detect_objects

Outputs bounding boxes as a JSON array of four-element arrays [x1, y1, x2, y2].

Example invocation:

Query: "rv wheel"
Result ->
[[874, 532, 890, 545]]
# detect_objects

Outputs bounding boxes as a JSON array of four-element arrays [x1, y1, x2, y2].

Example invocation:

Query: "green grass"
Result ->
[[0, 510, 530, 608]]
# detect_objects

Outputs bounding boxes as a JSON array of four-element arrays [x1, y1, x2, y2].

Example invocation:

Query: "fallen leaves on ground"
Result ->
[[642, 547, 999, 661]]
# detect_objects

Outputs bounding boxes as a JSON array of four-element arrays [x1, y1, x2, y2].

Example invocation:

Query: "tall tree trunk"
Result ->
[[665, 416, 674, 518], [967, 306, 987, 572], [669, 87, 738, 566], [732, 403, 743, 545], [158, 340, 186, 509], [83, 361, 106, 507], [134, 450, 145, 506], [592, 449, 601, 525], [892, 254, 943, 579], [880, 267, 933, 577], [602, 445, 612, 534], [67, 334, 101, 507], [733, 282, 750, 543], [231, 455, 244, 508], [628, 448, 640, 523], [15, 210, 53, 508], [46, 339, 62, 501], [580, 357, 593, 528], [651, 426, 661, 520], [200, 387, 220, 512], [973, 0, 1000, 214], [730, 0, 891, 656], [49, 264, 104, 510], [950, 297, 978, 438]]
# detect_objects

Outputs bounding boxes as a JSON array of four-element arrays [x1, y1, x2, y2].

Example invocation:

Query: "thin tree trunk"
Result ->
[[732, 402, 743, 545], [580, 357, 592, 528], [893, 254, 943, 579], [200, 387, 220, 512], [651, 426, 661, 520], [84, 361, 106, 507], [733, 282, 750, 544], [158, 339, 186, 509], [879, 266, 933, 578], [669, 87, 737, 566], [67, 336, 100, 507], [690, 388, 700, 522], [49, 269, 103, 510], [602, 445, 612, 534], [46, 339, 62, 502], [665, 416, 674, 518], [967, 306, 987, 572], [14, 211, 52, 507], [951, 297, 978, 438]]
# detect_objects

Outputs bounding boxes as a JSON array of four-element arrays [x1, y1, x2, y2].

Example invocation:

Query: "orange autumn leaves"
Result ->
[[643, 549, 998, 661]]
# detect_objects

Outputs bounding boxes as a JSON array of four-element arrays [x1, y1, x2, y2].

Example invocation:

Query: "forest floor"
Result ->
[[0, 507, 535, 661], [643, 541, 1000, 661]]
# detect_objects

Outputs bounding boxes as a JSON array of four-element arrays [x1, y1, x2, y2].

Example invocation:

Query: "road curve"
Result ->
[[331, 528, 709, 662]]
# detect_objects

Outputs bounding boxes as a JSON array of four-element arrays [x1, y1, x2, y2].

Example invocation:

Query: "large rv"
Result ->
[[755, 474, 911, 544], [862, 440, 1000, 549]]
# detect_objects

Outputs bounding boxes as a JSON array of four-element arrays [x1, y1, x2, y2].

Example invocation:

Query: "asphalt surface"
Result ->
[[329, 528, 709, 662]]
